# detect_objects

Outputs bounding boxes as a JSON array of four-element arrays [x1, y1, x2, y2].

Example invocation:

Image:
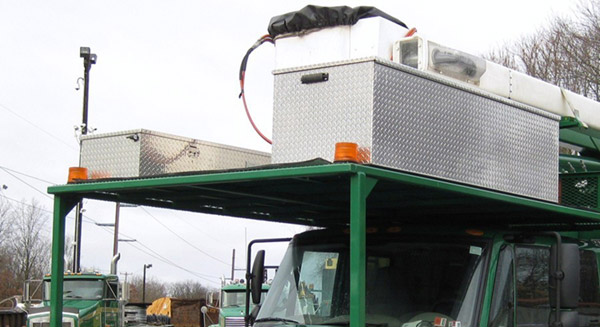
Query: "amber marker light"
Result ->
[[334, 142, 359, 163], [466, 229, 484, 236], [68, 167, 88, 183]]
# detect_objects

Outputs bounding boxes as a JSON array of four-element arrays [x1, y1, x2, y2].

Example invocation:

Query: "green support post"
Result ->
[[349, 172, 376, 327], [50, 195, 77, 327]]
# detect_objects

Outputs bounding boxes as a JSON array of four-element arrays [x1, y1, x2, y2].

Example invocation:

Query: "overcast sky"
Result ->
[[0, 0, 578, 288]]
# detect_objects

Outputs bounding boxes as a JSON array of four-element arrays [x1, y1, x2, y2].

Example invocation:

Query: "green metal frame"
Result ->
[[47, 163, 600, 327]]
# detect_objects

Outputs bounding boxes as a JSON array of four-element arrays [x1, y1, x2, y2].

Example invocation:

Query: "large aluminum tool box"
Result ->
[[272, 58, 560, 202], [80, 129, 270, 178]]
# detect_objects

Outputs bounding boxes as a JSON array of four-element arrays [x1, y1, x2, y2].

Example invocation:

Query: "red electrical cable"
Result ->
[[240, 71, 272, 144], [405, 27, 417, 37], [238, 35, 274, 145]]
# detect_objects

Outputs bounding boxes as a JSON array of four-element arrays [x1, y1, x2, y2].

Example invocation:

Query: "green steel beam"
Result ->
[[350, 165, 600, 221], [50, 195, 78, 327], [48, 163, 356, 195], [349, 172, 377, 327], [48, 163, 600, 224]]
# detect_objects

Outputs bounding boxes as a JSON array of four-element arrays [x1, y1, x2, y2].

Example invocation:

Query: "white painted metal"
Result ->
[[393, 36, 600, 131], [274, 17, 408, 70]]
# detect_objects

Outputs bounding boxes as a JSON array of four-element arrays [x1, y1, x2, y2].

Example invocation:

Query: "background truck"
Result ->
[[208, 282, 269, 327], [26, 271, 123, 327], [45, 5, 600, 327]]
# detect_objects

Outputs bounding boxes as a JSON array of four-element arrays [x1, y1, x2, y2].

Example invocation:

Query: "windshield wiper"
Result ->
[[254, 317, 300, 324]]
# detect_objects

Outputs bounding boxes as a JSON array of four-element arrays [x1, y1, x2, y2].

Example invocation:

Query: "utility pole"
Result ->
[[143, 263, 152, 303], [73, 46, 97, 272]]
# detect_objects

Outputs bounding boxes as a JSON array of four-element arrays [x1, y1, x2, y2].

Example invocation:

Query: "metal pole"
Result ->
[[231, 249, 235, 281], [113, 203, 120, 256], [349, 172, 376, 327], [142, 265, 147, 304], [50, 196, 78, 327], [74, 47, 96, 273], [81, 59, 90, 135], [143, 263, 152, 303], [73, 203, 82, 272]]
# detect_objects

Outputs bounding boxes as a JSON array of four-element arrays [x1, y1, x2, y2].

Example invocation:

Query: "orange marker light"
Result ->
[[68, 167, 88, 183], [334, 142, 359, 163], [466, 229, 484, 236]]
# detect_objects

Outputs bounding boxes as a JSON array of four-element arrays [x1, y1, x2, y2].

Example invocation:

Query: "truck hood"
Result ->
[[220, 307, 246, 316], [34, 300, 102, 318], [63, 300, 101, 317]]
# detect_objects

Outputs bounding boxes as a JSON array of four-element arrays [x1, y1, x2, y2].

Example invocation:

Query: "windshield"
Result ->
[[223, 290, 268, 307], [44, 279, 104, 300], [257, 233, 487, 327]]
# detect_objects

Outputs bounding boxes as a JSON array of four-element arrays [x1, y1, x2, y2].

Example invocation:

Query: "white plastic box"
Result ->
[[274, 17, 408, 70]]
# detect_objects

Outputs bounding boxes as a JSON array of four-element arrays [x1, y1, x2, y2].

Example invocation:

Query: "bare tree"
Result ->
[[129, 275, 167, 303], [485, 0, 600, 101], [0, 197, 11, 248], [169, 280, 213, 299], [11, 199, 51, 283], [0, 197, 17, 300]]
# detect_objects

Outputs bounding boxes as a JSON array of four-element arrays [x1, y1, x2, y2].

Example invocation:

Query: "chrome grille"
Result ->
[[224, 317, 245, 327]]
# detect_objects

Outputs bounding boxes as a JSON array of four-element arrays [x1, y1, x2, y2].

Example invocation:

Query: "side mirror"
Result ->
[[251, 250, 265, 305], [207, 292, 214, 306], [550, 243, 580, 308]]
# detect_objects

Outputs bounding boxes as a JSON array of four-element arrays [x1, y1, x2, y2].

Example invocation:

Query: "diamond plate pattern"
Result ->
[[81, 129, 270, 178], [272, 60, 559, 202], [272, 62, 375, 162]]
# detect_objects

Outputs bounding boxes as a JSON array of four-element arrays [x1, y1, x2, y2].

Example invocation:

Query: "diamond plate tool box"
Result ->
[[272, 58, 560, 202], [80, 129, 271, 178]]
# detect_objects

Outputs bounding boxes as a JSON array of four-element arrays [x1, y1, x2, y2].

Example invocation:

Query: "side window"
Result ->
[[578, 250, 600, 327], [106, 281, 118, 299], [515, 246, 550, 327], [489, 245, 514, 327]]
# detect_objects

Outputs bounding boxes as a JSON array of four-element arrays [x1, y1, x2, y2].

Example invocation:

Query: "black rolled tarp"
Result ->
[[268, 5, 408, 38]]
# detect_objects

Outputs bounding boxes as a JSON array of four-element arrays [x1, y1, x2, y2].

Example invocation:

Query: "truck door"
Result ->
[[489, 245, 551, 327], [577, 250, 600, 327], [489, 244, 600, 327]]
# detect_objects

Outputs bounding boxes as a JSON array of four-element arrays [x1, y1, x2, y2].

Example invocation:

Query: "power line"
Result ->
[[0, 167, 221, 284], [0, 194, 96, 225], [0, 194, 219, 285], [140, 206, 231, 266], [170, 211, 221, 243], [0, 167, 53, 200], [0, 165, 57, 185], [121, 238, 220, 286], [0, 102, 78, 151]]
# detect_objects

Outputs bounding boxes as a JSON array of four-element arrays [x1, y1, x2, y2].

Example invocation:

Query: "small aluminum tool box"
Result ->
[[80, 129, 270, 178], [271, 58, 560, 202]]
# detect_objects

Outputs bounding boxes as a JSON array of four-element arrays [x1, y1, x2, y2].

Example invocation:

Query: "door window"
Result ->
[[489, 245, 514, 327]]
